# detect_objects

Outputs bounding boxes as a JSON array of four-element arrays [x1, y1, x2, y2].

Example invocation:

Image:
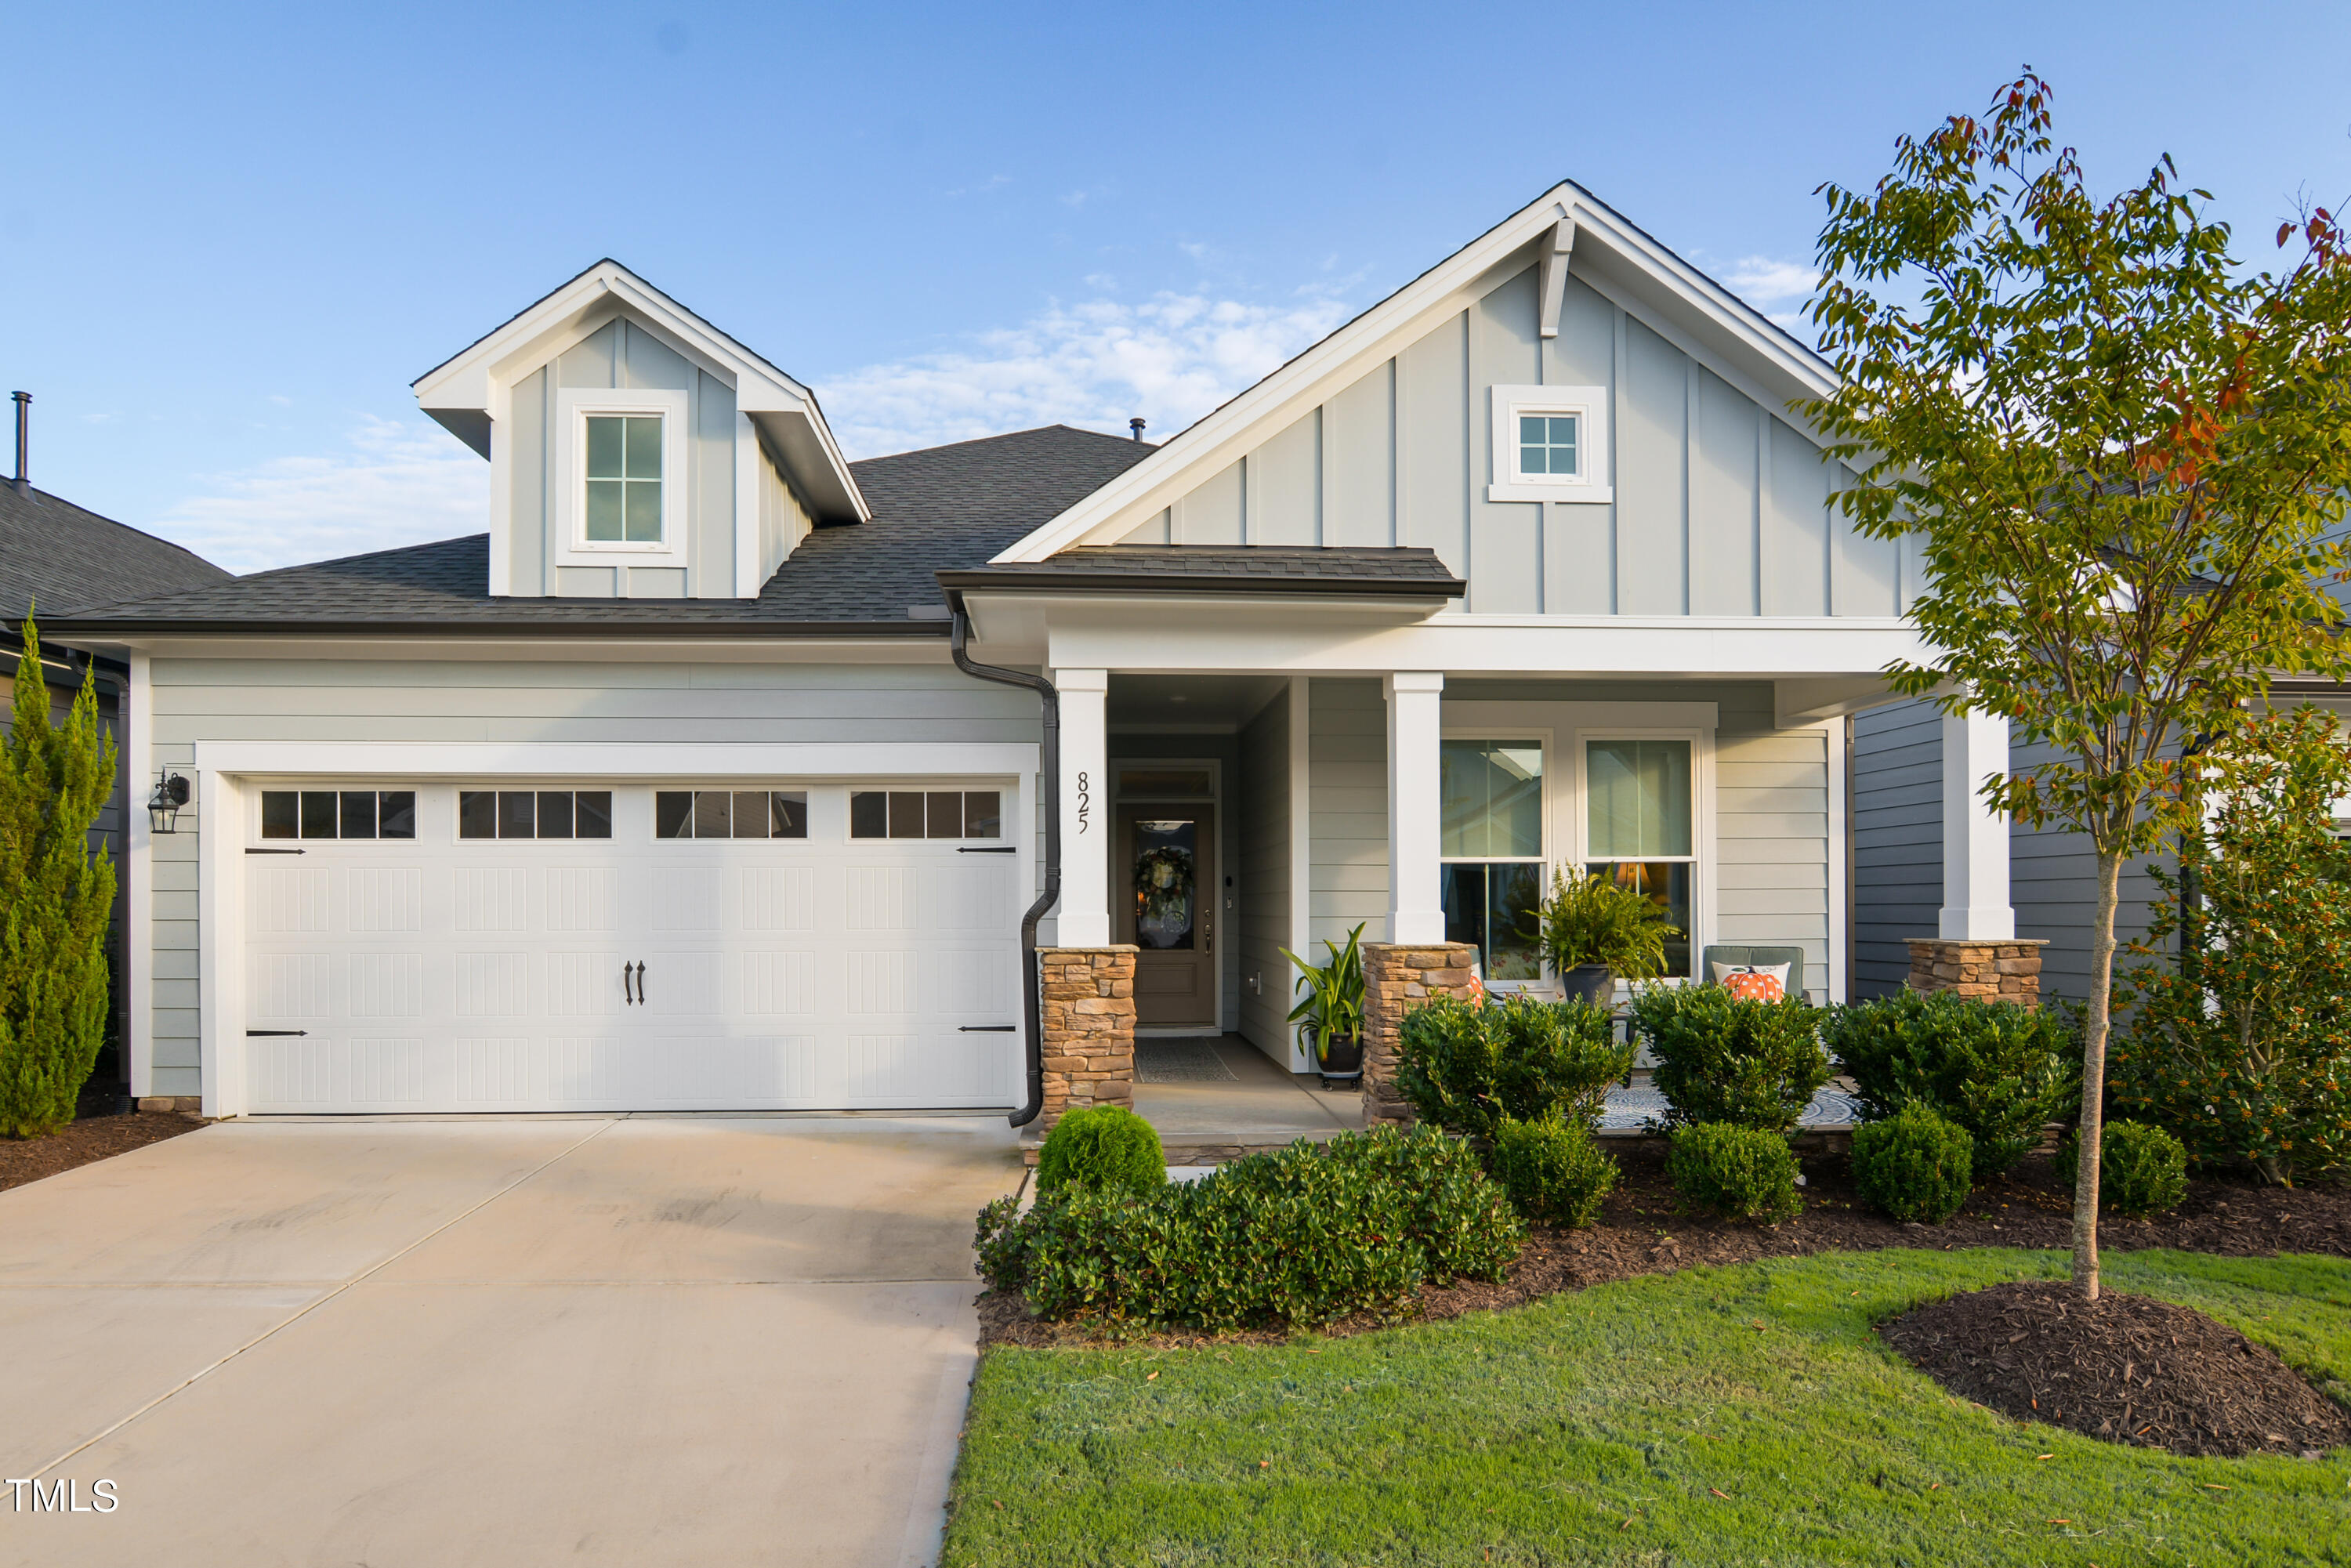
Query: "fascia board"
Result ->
[[992, 179, 1845, 564]]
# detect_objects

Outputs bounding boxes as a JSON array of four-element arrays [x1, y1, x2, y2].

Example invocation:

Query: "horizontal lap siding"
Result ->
[[1308, 679, 1387, 947], [143, 656, 1037, 1097], [1716, 728, 1829, 1003], [1237, 693, 1291, 1058], [2009, 733, 2167, 1001], [1852, 699, 1941, 998]]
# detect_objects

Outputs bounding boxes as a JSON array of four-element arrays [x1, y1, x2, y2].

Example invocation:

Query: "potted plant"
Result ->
[[1281, 922, 1367, 1085], [1532, 869, 1678, 1004]]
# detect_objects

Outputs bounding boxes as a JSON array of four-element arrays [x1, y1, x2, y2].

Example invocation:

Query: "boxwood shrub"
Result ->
[[974, 1124, 1523, 1331], [1850, 1103, 1974, 1223], [1820, 990, 2079, 1179], [1489, 1115, 1617, 1227], [1665, 1122, 1802, 1223], [1628, 985, 1831, 1133], [2054, 1119, 2190, 1218], [1034, 1105, 1165, 1197], [1394, 993, 1632, 1139]]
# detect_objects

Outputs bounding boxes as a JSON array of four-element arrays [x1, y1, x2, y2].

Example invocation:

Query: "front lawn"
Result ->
[[944, 1248, 2351, 1565]]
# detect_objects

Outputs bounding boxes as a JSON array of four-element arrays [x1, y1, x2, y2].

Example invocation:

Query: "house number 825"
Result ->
[[1075, 771, 1090, 834]]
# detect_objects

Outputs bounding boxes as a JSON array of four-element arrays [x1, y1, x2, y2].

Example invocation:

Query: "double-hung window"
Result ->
[[554, 385, 688, 569], [1438, 739, 1545, 983], [584, 415, 663, 543], [1584, 737, 1695, 979]]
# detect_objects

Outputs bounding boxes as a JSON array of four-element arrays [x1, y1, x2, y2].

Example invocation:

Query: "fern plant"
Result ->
[[1533, 869, 1676, 980]]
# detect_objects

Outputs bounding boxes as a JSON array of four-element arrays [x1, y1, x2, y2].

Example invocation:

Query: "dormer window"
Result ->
[[585, 415, 664, 543], [555, 386, 687, 564]]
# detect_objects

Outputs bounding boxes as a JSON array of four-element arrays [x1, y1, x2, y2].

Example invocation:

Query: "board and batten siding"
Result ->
[[507, 318, 803, 602], [2008, 733, 2165, 1002], [1851, 699, 1943, 998], [1236, 689, 1293, 1059], [1303, 678, 1831, 1001], [1121, 266, 1909, 621], [139, 657, 1040, 1098]]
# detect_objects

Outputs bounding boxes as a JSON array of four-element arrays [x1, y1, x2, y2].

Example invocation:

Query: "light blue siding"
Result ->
[[1852, 699, 1941, 997]]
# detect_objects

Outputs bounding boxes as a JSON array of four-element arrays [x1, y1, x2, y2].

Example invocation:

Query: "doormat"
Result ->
[[1135, 1037, 1239, 1084]]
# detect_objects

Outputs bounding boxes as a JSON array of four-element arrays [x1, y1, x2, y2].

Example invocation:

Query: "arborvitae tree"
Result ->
[[0, 615, 119, 1137]]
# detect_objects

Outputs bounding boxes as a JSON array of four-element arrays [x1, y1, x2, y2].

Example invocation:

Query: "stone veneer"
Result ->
[[1360, 940, 1480, 1128], [1034, 945, 1137, 1134], [1904, 937, 2049, 1005]]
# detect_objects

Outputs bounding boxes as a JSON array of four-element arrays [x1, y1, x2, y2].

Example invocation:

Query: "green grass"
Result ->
[[944, 1249, 2351, 1566]]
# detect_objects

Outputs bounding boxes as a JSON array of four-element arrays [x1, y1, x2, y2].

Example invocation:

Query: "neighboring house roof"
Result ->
[[991, 177, 1842, 563], [0, 483, 230, 620], [939, 545, 1465, 599], [43, 425, 1154, 639]]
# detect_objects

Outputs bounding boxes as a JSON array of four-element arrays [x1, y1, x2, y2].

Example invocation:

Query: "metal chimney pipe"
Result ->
[[1128, 416, 1146, 442], [11, 392, 27, 496]]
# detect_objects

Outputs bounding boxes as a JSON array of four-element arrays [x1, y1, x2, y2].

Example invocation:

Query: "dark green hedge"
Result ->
[[1820, 990, 2078, 1179], [1628, 986, 1830, 1133], [1394, 994, 1632, 1139], [975, 1124, 1523, 1331]]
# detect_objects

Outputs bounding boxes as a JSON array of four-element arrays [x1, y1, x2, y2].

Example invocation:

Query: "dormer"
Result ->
[[412, 261, 867, 600]]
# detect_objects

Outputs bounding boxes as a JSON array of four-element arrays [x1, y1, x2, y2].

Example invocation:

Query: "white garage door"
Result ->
[[239, 781, 1023, 1113]]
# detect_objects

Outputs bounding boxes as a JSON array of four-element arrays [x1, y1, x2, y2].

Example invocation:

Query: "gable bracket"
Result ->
[[1537, 212, 1578, 339]]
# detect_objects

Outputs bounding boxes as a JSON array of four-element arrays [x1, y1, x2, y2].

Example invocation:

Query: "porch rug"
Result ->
[[1598, 1084, 1860, 1132], [1135, 1037, 1240, 1084]]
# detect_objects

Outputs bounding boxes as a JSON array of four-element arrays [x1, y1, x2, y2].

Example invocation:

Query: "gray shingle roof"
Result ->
[[0, 484, 230, 618], [939, 546, 1465, 598], [45, 425, 1157, 636]]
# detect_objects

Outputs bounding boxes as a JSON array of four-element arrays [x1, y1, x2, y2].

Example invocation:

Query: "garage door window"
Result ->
[[849, 790, 1001, 840], [458, 790, 614, 840], [261, 790, 416, 841], [654, 790, 810, 840]]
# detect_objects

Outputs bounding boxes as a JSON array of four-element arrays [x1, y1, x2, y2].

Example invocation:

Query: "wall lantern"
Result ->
[[147, 771, 190, 835]]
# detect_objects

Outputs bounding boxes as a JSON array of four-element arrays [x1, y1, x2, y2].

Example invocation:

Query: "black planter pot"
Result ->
[[1562, 965, 1615, 1006], [1315, 1032, 1364, 1087]]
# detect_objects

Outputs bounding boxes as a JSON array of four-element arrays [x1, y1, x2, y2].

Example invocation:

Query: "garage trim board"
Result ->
[[195, 743, 1038, 1117]]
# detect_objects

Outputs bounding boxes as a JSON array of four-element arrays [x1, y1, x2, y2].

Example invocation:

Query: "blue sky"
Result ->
[[9, 1, 2350, 573]]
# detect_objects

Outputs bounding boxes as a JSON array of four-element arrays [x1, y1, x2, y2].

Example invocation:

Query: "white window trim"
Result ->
[[1488, 383, 1613, 504], [1437, 729, 1552, 994], [553, 385, 690, 567], [1574, 726, 1712, 984]]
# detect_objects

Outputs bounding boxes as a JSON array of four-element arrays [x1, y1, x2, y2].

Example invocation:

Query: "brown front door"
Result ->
[[1117, 806, 1217, 1029]]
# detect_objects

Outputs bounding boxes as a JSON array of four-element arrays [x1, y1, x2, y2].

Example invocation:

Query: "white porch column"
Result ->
[[1939, 707, 2015, 940], [1055, 668, 1112, 947], [1385, 672, 1446, 944]]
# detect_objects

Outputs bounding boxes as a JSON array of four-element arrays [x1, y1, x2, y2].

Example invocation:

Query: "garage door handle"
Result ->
[[634, 960, 647, 1005], [957, 846, 1016, 854], [959, 1024, 1017, 1032], [246, 1029, 307, 1037]]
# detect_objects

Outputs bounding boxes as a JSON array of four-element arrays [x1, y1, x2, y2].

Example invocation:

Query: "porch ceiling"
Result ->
[[1107, 672, 1288, 732]]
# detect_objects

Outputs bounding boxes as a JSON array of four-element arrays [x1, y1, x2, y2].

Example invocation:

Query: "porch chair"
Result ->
[[1698, 944, 1806, 1004]]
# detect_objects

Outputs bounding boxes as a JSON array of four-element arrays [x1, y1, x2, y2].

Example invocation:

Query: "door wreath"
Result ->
[[1132, 845, 1195, 923]]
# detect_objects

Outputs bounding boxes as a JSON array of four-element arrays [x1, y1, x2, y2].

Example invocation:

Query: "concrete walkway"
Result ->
[[0, 1114, 1022, 1567]]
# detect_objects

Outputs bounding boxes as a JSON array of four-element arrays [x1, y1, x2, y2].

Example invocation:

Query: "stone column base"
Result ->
[[1360, 941, 1480, 1128], [136, 1095, 204, 1114], [1904, 938, 2048, 1005], [1034, 945, 1137, 1135]]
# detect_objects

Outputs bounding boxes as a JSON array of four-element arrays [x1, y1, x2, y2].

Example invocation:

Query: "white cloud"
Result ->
[[1721, 255, 1816, 304], [157, 414, 487, 575], [817, 289, 1354, 458]]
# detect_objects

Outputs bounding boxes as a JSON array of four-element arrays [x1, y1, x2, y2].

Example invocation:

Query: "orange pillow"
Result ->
[[1722, 968, 1784, 1003]]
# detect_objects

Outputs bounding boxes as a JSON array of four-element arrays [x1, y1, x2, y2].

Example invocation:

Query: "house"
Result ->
[[2, 413, 234, 1098], [44, 183, 2031, 1121]]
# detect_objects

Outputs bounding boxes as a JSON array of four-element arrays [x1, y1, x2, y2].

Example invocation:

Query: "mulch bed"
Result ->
[[978, 1146, 2351, 1353], [1880, 1280, 2351, 1457], [0, 1108, 204, 1195]]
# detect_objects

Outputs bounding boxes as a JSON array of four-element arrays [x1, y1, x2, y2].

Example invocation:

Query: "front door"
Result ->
[[1117, 806, 1217, 1029]]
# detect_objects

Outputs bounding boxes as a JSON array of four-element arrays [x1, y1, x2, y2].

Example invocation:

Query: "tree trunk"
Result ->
[[2073, 848, 2123, 1301]]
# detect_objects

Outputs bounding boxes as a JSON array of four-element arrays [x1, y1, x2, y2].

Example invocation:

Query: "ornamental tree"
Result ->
[[0, 615, 119, 1137], [1804, 74, 2351, 1298]]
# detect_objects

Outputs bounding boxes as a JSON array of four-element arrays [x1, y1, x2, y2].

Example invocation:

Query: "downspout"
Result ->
[[948, 603, 1057, 1128]]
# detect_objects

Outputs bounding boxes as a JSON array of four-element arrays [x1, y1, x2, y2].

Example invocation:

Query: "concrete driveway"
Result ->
[[0, 1114, 1022, 1567]]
